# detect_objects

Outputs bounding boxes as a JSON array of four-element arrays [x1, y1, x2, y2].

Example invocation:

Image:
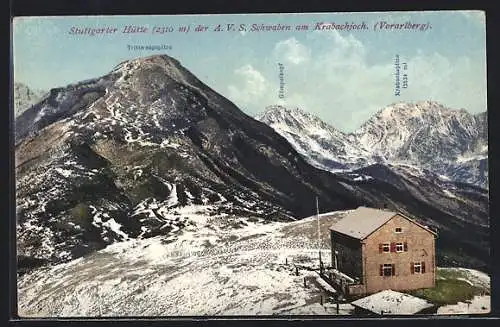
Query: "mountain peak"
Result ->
[[255, 104, 373, 171], [256, 105, 329, 131], [109, 54, 196, 88], [257, 100, 487, 188], [13, 83, 47, 118], [16, 54, 367, 270], [353, 101, 487, 178], [258, 104, 306, 116], [112, 54, 180, 71], [374, 100, 470, 120]]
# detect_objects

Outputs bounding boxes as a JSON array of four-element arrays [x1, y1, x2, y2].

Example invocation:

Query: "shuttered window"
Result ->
[[396, 243, 404, 252], [382, 263, 394, 277], [380, 243, 390, 253], [411, 262, 426, 274]]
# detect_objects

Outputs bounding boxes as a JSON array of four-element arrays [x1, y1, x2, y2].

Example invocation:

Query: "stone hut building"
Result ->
[[329, 206, 437, 296]]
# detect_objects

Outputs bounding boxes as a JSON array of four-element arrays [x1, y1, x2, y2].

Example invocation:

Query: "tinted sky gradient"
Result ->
[[13, 11, 486, 132]]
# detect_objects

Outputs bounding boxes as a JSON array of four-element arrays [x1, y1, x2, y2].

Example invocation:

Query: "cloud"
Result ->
[[223, 30, 486, 132], [403, 52, 486, 111], [273, 37, 311, 65], [227, 64, 274, 108]]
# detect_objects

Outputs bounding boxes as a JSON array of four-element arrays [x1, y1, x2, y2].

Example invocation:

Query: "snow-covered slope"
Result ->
[[257, 102, 488, 188], [18, 210, 355, 317], [17, 210, 490, 317], [13, 82, 46, 118]]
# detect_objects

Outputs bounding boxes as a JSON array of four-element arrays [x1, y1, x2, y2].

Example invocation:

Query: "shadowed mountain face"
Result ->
[[15, 54, 489, 273]]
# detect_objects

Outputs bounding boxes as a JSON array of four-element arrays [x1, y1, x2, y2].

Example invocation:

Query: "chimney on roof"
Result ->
[[380, 202, 393, 211]]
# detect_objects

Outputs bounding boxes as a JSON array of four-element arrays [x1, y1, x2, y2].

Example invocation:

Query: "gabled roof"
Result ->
[[351, 290, 434, 315], [329, 206, 437, 240], [329, 206, 397, 240]]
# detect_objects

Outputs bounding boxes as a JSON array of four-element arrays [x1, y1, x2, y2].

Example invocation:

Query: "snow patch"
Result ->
[[442, 189, 457, 199], [437, 295, 490, 315], [54, 168, 72, 178], [102, 218, 129, 240], [351, 290, 434, 315]]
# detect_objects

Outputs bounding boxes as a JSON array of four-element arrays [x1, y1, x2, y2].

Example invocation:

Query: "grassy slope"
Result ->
[[409, 268, 490, 306]]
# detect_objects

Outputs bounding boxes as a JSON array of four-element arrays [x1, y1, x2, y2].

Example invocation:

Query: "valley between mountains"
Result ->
[[14, 54, 489, 316]]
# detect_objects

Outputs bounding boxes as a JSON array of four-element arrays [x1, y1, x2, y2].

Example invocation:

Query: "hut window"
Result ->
[[412, 262, 425, 274], [381, 263, 395, 277], [396, 243, 404, 252], [382, 243, 390, 252], [395, 227, 402, 233]]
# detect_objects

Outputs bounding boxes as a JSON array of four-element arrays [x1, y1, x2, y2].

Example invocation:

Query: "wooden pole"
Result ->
[[304, 277, 306, 287], [296, 266, 299, 276], [316, 196, 321, 251], [336, 301, 339, 314]]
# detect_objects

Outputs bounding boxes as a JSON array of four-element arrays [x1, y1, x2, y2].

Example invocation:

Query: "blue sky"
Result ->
[[13, 11, 486, 132]]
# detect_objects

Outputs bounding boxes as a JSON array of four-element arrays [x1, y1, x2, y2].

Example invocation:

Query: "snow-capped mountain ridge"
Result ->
[[355, 101, 486, 160], [256, 105, 340, 136], [13, 82, 47, 118], [255, 105, 373, 171], [355, 101, 487, 188], [257, 102, 487, 188]]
